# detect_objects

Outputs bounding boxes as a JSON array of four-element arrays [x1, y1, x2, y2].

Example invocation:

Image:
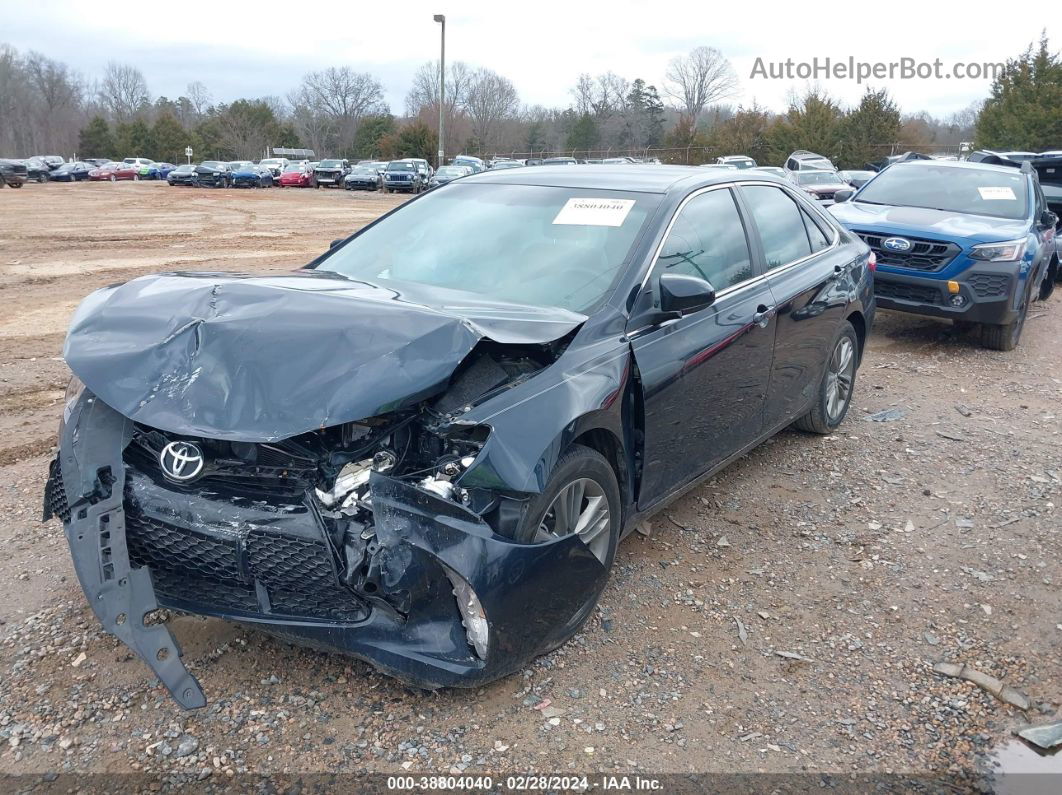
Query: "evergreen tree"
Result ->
[[838, 88, 902, 168], [976, 34, 1062, 150], [150, 113, 188, 162], [566, 113, 598, 153], [77, 116, 116, 159]]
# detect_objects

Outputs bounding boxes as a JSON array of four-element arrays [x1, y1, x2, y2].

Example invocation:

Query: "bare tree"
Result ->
[[462, 68, 520, 152], [98, 62, 149, 122], [405, 60, 471, 122], [298, 67, 386, 151], [570, 74, 594, 116], [186, 81, 212, 117], [663, 46, 737, 122], [286, 85, 333, 156]]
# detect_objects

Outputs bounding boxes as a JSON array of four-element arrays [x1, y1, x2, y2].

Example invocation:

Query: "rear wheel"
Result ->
[[794, 321, 858, 434], [980, 289, 1029, 351]]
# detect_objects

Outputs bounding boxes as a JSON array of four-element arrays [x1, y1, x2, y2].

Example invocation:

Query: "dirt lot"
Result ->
[[0, 181, 1059, 789]]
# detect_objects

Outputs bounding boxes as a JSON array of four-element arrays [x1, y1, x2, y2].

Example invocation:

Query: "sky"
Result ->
[[3, 0, 1055, 118]]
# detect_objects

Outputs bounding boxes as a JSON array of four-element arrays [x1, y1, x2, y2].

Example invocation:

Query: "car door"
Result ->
[[736, 184, 851, 430], [630, 186, 777, 508]]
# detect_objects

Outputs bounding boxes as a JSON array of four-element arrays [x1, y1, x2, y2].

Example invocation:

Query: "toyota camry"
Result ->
[[45, 166, 874, 708]]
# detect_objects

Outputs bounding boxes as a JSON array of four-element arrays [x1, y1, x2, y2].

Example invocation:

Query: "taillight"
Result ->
[[867, 252, 877, 272]]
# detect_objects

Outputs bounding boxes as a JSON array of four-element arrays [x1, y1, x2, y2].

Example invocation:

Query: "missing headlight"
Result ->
[[445, 567, 489, 659]]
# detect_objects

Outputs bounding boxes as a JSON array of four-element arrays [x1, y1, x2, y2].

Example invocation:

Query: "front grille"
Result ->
[[966, 273, 1010, 298], [150, 568, 260, 612], [855, 231, 960, 272], [44, 458, 71, 522], [125, 427, 317, 499], [126, 511, 242, 583], [874, 279, 942, 304]]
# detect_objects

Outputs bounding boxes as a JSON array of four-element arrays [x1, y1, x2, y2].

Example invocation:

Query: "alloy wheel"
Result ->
[[534, 478, 611, 564], [825, 337, 855, 423]]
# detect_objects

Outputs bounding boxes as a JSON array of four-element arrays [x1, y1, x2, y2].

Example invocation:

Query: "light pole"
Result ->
[[434, 14, 445, 169]]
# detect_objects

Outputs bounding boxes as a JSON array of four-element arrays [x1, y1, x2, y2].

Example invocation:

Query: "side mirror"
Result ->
[[659, 272, 716, 316], [833, 188, 855, 203], [1040, 210, 1059, 229], [329, 238, 343, 249]]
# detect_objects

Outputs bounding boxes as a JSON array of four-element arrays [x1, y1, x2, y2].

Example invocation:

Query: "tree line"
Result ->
[[1, 37, 1059, 166]]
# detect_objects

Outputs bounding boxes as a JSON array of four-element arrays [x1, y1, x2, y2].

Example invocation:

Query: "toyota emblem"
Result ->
[[159, 441, 205, 482]]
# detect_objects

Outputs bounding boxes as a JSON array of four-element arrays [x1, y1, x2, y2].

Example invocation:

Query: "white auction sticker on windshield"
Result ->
[[978, 186, 1017, 200], [553, 198, 636, 226]]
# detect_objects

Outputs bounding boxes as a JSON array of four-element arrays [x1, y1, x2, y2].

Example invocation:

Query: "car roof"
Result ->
[[460, 164, 783, 194]]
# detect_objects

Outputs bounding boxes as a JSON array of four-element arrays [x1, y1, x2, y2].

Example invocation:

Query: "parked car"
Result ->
[[699, 163, 737, 170], [488, 160, 521, 170], [838, 169, 876, 189], [38, 155, 65, 170], [716, 155, 757, 169], [83, 158, 112, 167], [277, 163, 314, 187], [88, 162, 139, 181], [866, 152, 933, 172], [48, 165, 874, 707], [428, 165, 473, 187], [50, 161, 94, 182], [382, 159, 425, 193], [601, 157, 636, 164], [830, 159, 1058, 351], [343, 164, 383, 191], [139, 162, 176, 180], [525, 158, 544, 167], [790, 170, 851, 204], [751, 166, 788, 179], [1028, 154, 1062, 262], [784, 150, 836, 174], [194, 161, 233, 188], [314, 159, 349, 188], [452, 155, 485, 173], [228, 161, 272, 188], [258, 158, 289, 178], [0, 159, 28, 187], [542, 156, 578, 166], [166, 163, 198, 186], [410, 158, 433, 183], [122, 157, 155, 170], [24, 157, 51, 182]]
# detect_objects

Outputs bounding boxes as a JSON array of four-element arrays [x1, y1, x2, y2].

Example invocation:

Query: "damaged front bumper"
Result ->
[[45, 392, 608, 707]]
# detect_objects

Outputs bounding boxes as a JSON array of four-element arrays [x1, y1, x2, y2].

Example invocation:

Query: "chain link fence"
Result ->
[[470, 142, 970, 165]]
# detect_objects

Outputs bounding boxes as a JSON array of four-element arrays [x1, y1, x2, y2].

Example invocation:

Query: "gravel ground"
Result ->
[[0, 181, 1059, 790]]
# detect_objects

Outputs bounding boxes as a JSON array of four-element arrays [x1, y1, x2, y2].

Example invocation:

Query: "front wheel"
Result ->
[[980, 290, 1029, 351], [794, 321, 858, 434]]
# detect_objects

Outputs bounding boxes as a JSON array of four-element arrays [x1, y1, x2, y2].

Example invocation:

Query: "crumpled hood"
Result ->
[[64, 271, 585, 442], [830, 201, 1029, 244]]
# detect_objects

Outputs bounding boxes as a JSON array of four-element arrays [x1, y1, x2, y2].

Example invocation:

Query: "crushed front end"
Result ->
[[46, 378, 608, 707]]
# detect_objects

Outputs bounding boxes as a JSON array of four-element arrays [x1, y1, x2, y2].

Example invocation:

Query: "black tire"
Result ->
[[980, 284, 1030, 352], [510, 444, 621, 646], [1039, 259, 1057, 301], [37, 173, 48, 183], [794, 321, 859, 434]]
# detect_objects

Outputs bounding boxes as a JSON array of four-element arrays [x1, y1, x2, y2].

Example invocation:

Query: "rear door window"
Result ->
[[741, 185, 813, 268]]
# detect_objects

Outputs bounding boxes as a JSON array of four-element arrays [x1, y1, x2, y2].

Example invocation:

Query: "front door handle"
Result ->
[[753, 304, 776, 328]]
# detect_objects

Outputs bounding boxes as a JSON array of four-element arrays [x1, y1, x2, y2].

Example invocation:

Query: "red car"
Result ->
[[88, 163, 140, 182], [278, 165, 314, 187]]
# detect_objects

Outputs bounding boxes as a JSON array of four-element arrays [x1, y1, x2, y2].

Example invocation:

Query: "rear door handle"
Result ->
[[753, 304, 776, 328]]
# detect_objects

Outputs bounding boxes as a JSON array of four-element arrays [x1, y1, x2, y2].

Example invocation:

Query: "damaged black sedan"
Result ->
[[45, 166, 874, 708]]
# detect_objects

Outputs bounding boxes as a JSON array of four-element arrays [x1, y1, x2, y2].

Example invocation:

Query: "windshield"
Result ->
[[795, 171, 843, 186], [261, 159, 282, 166], [436, 167, 463, 176], [175, 165, 193, 172], [350, 166, 374, 174], [318, 184, 660, 313], [856, 164, 1029, 220], [282, 164, 304, 173], [319, 159, 343, 168], [228, 162, 253, 170], [387, 162, 414, 171], [201, 161, 223, 169]]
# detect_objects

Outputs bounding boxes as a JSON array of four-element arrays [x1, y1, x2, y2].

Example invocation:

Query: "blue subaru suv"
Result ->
[[830, 159, 1058, 350]]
